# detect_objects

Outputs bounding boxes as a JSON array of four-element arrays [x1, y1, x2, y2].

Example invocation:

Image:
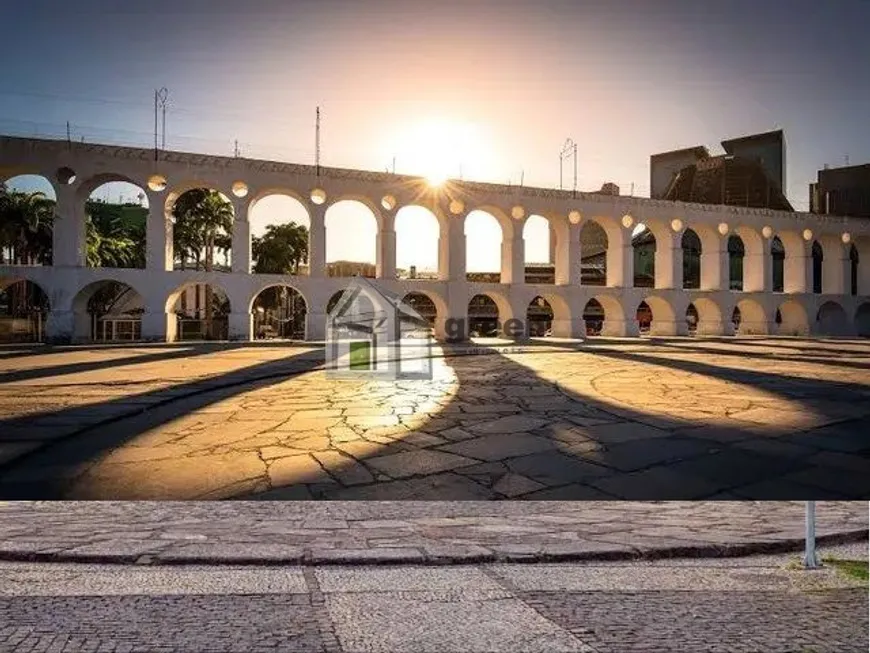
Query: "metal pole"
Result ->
[[315, 106, 321, 177], [573, 143, 577, 195], [154, 89, 158, 160], [559, 156, 563, 190], [803, 501, 821, 569]]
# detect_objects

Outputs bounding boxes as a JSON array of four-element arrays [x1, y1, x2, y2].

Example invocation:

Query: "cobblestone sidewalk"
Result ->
[[1, 552, 867, 652], [0, 501, 866, 565]]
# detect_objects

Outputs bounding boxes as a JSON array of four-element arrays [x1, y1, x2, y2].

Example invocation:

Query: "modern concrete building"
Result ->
[[2, 134, 869, 343], [810, 163, 870, 219], [651, 130, 789, 210]]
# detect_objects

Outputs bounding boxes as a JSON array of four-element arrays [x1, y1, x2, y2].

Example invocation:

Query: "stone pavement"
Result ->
[[0, 501, 866, 565], [0, 545, 867, 652], [1, 338, 869, 500]]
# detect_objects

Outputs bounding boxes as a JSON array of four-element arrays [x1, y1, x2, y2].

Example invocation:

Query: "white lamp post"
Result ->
[[803, 501, 821, 569]]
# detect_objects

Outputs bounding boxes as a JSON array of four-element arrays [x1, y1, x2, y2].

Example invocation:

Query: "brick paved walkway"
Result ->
[[1, 338, 869, 500], [1, 554, 867, 652], [0, 501, 865, 565]]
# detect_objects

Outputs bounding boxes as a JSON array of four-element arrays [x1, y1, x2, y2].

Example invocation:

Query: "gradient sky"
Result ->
[[3, 0, 869, 271]]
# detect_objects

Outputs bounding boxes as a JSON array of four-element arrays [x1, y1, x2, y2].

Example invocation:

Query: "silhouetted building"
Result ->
[[650, 130, 791, 211], [720, 130, 786, 193], [650, 146, 709, 200], [809, 163, 870, 218]]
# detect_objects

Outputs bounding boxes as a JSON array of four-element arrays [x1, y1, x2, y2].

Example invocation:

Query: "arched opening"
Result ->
[[850, 244, 859, 296], [326, 290, 375, 314], [582, 298, 604, 336], [636, 300, 652, 333], [777, 300, 810, 336], [85, 181, 148, 269], [171, 188, 234, 272], [855, 303, 870, 337], [733, 299, 767, 335], [812, 241, 823, 294], [465, 210, 502, 282], [249, 193, 310, 275], [325, 200, 377, 277], [685, 303, 698, 335], [0, 279, 49, 342], [1, 174, 56, 265], [251, 285, 307, 339], [632, 224, 655, 288], [691, 297, 725, 336], [468, 293, 499, 337], [636, 296, 678, 336], [771, 236, 785, 292], [168, 282, 231, 340], [523, 215, 553, 284], [816, 301, 849, 336], [681, 229, 701, 289], [401, 292, 438, 330], [526, 296, 553, 337], [74, 280, 145, 341], [579, 220, 608, 286], [396, 206, 439, 280], [727, 235, 745, 290]]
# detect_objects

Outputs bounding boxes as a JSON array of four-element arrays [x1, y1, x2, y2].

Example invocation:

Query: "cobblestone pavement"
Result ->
[[0, 548, 866, 652], [0, 501, 865, 565], [1, 338, 869, 500]]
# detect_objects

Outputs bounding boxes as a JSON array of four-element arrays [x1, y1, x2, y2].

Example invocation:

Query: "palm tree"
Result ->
[[0, 188, 55, 265], [172, 189, 234, 328], [252, 222, 309, 274], [85, 201, 142, 268]]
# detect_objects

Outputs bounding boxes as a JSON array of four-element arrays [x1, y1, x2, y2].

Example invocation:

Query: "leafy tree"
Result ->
[[252, 222, 309, 274], [85, 200, 145, 268], [171, 189, 234, 322], [0, 188, 55, 265], [171, 189, 233, 271]]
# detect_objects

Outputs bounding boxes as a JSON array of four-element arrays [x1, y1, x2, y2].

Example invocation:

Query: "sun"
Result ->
[[392, 119, 481, 186]]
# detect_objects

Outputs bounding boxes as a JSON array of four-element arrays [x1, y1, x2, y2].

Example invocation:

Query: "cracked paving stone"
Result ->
[[267, 454, 334, 487], [504, 452, 614, 487], [492, 473, 546, 497], [364, 450, 479, 479], [311, 451, 375, 485], [466, 415, 549, 434], [438, 433, 556, 462]]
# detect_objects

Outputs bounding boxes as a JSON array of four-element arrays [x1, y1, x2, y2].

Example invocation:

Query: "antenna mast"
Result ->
[[315, 106, 321, 177], [560, 138, 578, 196], [154, 87, 168, 160]]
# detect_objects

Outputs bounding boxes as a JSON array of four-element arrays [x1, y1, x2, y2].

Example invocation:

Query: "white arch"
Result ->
[[464, 210, 503, 276], [395, 205, 440, 279], [777, 298, 810, 336], [324, 199, 378, 274]]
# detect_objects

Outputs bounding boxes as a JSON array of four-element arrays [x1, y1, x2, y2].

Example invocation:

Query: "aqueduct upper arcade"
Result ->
[[2, 135, 870, 343]]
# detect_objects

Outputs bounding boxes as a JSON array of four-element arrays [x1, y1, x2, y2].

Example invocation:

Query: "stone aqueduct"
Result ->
[[2, 135, 870, 343]]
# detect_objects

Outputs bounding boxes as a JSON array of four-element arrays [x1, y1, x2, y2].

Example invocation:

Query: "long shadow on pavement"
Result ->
[[1, 339, 868, 500]]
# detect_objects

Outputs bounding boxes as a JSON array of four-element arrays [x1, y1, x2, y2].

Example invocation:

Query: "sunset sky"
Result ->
[[2, 0, 869, 272]]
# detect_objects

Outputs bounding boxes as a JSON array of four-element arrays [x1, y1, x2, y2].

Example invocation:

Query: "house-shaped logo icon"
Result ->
[[326, 277, 434, 380]]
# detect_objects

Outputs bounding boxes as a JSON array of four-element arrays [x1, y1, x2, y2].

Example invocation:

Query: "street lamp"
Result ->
[[803, 501, 821, 569], [560, 138, 578, 197]]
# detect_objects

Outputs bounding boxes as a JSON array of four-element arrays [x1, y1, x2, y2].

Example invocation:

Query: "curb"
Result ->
[[1, 529, 866, 567]]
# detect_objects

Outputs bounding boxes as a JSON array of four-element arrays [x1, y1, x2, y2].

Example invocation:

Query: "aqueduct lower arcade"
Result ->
[[2, 135, 869, 343]]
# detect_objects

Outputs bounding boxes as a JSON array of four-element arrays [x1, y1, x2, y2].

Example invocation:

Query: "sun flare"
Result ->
[[391, 119, 487, 186]]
